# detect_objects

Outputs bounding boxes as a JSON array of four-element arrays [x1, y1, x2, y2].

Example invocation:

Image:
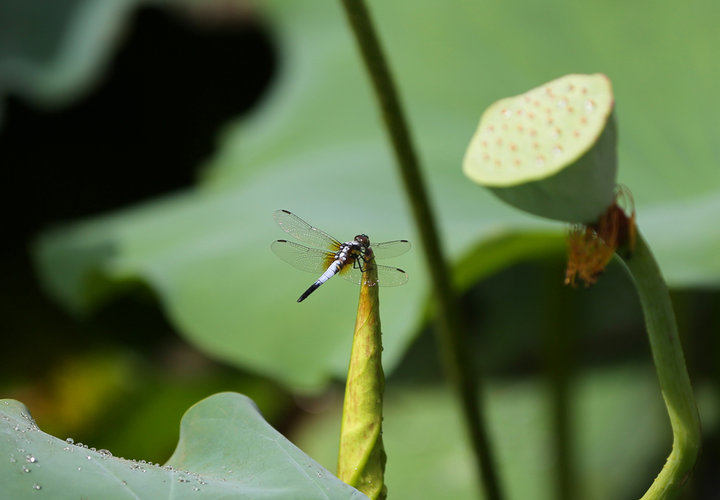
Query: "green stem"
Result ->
[[338, 256, 386, 500], [339, 1, 503, 498], [616, 231, 701, 499], [541, 266, 576, 500]]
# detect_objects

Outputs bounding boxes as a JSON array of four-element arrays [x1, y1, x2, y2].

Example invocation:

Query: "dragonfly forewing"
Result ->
[[371, 239, 411, 259], [273, 209, 342, 251]]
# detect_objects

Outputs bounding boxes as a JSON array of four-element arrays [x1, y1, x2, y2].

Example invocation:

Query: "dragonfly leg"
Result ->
[[354, 256, 367, 273]]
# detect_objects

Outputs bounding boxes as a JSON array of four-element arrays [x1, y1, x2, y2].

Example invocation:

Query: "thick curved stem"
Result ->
[[617, 231, 701, 499]]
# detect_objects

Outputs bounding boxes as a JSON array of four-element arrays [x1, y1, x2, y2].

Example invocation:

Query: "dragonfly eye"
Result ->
[[354, 234, 370, 247]]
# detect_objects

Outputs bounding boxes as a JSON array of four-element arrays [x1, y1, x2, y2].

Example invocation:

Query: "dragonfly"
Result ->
[[271, 209, 411, 302]]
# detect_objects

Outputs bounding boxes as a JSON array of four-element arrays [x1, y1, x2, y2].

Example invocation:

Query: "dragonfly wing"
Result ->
[[337, 265, 365, 285], [271, 240, 336, 275], [376, 264, 409, 286], [337, 262, 409, 287], [372, 239, 411, 259], [273, 210, 342, 251]]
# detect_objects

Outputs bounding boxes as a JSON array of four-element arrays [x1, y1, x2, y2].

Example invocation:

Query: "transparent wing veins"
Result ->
[[273, 209, 342, 250], [271, 240, 335, 275], [371, 239, 411, 259], [338, 262, 409, 287]]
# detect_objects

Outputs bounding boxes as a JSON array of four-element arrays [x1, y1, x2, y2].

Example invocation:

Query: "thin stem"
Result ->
[[541, 265, 577, 500], [617, 231, 701, 499], [339, 1, 503, 498]]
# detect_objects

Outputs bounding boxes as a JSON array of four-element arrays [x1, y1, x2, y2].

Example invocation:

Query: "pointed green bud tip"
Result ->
[[463, 73, 617, 223]]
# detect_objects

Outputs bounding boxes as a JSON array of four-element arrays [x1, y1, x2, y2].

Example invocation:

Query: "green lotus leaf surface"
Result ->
[[0, 394, 366, 499]]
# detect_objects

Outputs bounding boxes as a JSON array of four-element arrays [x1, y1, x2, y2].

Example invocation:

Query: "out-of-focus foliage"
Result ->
[[31, 0, 720, 390], [297, 365, 676, 500], [0, 0, 144, 125], [2, 1, 719, 498]]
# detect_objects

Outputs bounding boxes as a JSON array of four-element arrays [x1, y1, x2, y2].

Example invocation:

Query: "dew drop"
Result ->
[[26, 455, 38, 464], [86, 455, 92, 460], [98, 449, 113, 457], [90, 447, 96, 452], [22, 466, 30, 473], [65, 438, 74, 444], [77, 466, 82, 471], [192, 487, 200, 492], [10, 456, 17, 463], [32, 484, 41, 491]]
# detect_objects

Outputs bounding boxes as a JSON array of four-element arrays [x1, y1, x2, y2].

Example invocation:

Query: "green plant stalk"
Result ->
[[337, 255, 387, 500], [339, 1, 503, 498], [616, 231, 701, 499], [541, 264, 577, 500]]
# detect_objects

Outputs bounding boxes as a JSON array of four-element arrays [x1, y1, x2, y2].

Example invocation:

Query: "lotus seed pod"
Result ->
[[463, 74, 617, 223]]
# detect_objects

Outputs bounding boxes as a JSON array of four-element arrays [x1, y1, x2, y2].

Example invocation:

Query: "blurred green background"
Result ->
[[1, 0, 719, 498]]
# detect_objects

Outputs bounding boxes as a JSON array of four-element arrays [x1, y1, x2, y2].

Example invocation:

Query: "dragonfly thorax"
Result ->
[[336, 239, 366, 264]]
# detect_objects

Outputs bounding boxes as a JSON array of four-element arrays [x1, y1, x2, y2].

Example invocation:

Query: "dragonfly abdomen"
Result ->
[[297, 259, 345, 303]]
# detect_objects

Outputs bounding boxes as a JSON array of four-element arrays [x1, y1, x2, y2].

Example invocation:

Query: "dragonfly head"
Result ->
[[354, 234, 370, 249]]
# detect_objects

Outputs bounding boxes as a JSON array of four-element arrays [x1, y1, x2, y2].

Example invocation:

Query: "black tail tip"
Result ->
[[297, 282, 321, 302]]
